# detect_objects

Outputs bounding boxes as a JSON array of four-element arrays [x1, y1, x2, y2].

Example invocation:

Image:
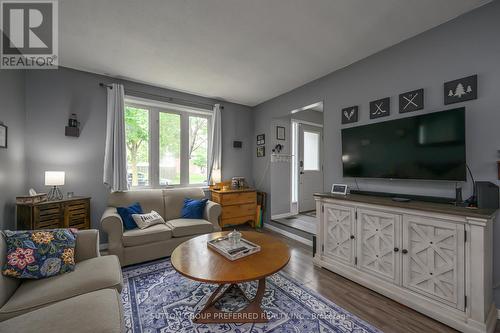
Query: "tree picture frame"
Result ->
[[444, 75, 477, 105]]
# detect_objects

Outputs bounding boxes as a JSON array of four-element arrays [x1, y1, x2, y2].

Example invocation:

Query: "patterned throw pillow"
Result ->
[[2, 229, 77, 279], [132, 210, 165, 229]]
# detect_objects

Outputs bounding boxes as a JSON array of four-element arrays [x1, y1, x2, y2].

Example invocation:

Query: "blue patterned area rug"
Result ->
[[122, 258, 382, 333]]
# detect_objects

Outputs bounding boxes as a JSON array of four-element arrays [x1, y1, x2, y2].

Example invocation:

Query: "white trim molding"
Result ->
[[264, 224, 313, 247], [271, 212, 296, 220]]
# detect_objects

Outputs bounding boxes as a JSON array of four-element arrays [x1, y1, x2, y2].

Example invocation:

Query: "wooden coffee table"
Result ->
[[171, 231, 290, 324]]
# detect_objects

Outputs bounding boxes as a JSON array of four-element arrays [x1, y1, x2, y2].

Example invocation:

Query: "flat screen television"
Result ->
[[341, 108, 466, 181]]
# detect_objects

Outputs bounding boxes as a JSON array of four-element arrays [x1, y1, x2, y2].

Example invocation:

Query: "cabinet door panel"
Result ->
[[402, 215, 465, 310], [323, 203, 355, 265], [357, 209, 401, 284]]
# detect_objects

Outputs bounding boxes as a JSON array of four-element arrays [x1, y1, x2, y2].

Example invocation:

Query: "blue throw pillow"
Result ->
[[117, 202, 143, 230], [181, 198, 208, 219]]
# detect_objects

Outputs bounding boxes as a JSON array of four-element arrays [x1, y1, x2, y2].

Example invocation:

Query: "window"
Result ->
[[188, 116, 209, 184], [303, 131, 320, 171], [125, 98, 211, 188], [125, 106, 150, 187]]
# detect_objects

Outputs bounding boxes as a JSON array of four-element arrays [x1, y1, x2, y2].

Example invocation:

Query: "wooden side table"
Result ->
[[16, 197, 91, 230], [210, 188, 257, 228]]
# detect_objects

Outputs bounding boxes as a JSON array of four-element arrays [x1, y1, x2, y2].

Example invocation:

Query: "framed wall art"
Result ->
[[257, 134, 265, 146], [399, 89, 424, 113], [257, 146, 265, 157], [276, 126, 285, 140], [0, 124, 7, 149], [341, 106, 358, 124], [444, 75, 477, 105], [370, 97, 390, 119]]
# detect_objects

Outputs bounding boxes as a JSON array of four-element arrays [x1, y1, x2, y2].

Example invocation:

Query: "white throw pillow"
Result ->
[[132, 210, 166, 229]]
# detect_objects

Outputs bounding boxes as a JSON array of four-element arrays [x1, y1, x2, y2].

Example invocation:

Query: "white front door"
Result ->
[[298, 124, 323, 212]]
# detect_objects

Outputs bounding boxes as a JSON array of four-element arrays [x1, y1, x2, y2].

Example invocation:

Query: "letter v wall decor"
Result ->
[[341, 106, 358, 124]]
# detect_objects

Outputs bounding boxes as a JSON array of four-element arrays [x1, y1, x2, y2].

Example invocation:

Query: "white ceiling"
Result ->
[[59, 0, 491, 106]]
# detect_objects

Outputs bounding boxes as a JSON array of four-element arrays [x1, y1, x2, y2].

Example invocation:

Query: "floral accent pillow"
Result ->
[[2, 229, 77, 279]]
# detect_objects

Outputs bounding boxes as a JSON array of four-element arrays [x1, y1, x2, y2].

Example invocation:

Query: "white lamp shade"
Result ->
[[45, 171, 65, 186], [212, 169, 222, 183]]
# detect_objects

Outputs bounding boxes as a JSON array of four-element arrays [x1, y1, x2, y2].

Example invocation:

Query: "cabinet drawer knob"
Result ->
[[350, 235, 355, 240], [402, 249, 408, 254], [394, 247, 399, 252]]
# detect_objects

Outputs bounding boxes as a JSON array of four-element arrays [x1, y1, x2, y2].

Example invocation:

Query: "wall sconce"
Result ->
[[65, 113, 80, 137]]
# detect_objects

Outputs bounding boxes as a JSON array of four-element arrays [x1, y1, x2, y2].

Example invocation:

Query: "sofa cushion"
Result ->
[[2, 229, 77, 280], [122, 224, 172, 247], [0, 289, 123, 333], [0, 255, 122, 321], [166, 218, 213, 237], [163, 188, 205, 220], [108, 189, 165, 219]]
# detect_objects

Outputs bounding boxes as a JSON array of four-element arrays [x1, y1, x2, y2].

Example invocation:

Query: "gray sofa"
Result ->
[[0, 229, 123, 333], [101, 187, 221, 266]]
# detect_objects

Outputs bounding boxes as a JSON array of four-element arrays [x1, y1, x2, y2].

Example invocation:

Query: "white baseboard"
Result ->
[[264, 224, 313, 247], [271, 212, 295, 220]]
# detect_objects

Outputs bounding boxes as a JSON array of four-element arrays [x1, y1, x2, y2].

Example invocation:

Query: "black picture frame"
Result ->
[[341, 106, 359, 124], [276, 126, 285, 140], [257, 134, 265, 146], [370, 97, 390, 119], [257, 146, 265, 157], [444, 75, 477, 105], [399, 89, 424, 113], [0, 124, 7, 149]]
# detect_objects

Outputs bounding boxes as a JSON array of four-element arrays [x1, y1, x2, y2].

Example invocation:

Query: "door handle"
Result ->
[[350, 235, 355, 240], [394, 247, 399, 252], [402, 249, 408, 254], [300, 171, 304, 175]]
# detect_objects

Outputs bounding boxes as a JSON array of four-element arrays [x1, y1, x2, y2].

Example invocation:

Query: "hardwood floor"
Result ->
[[231, 225, 500, 333]]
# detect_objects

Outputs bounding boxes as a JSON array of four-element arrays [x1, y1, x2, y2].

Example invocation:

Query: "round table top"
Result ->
[[171, 231, 290, 284]]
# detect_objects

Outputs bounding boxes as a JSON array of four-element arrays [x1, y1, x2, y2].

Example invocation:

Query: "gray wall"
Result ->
[[0, 71, 26, 230], [253, 1, 500, 302], [24, 67, 254, 241]]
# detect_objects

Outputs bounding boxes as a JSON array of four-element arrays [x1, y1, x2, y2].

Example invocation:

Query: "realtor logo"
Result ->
[[1, 0, 58, 69]]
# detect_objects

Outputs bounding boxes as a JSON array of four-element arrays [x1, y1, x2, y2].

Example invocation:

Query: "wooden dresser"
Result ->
[[16, 197, 91, 230], [210, 188, 257, 228]]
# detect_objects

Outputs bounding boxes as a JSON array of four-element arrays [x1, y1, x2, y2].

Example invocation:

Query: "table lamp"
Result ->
[[45, 171, 65, 201]]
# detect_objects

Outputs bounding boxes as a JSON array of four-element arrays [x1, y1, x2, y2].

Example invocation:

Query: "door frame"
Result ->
[[291, 119, 324, 214]]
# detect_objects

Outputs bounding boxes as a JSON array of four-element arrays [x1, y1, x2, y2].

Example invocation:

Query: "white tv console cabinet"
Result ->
[[314, 193, 497, 333]]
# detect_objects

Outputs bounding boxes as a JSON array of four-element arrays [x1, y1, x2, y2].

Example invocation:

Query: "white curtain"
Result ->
[[208, 104, 222, 183], [103, 83, 128, 191]]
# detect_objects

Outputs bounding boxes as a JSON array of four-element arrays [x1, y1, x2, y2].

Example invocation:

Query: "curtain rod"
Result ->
[[99, 83, 223, 110]]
